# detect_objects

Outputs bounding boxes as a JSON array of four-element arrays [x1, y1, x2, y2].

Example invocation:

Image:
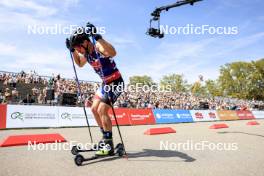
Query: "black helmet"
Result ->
[[69, 27, 90, 48]]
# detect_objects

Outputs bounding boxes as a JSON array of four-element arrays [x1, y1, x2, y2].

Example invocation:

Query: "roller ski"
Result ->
[[73, 140, 125, 166]]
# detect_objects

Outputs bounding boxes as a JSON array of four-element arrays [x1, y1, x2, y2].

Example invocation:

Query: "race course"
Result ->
[[1, 120, 264, 176]]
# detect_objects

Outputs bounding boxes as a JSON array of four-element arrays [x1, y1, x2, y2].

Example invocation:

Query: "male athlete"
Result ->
[[66, 23, 124, 156]]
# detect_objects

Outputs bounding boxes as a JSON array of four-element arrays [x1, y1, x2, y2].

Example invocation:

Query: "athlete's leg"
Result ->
[[95, 102, 114, 156], [95, 78, 124, 155], [90, 98, 103, 128], [97, 102, 112, 132]]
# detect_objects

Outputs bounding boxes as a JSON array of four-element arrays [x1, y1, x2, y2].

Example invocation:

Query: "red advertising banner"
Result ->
[[236, 110, 255, 120], [217, 110, 239, 121], [129, 108, 156, 125], [108, 108, 131, 126], [0, 104, 7, 129]]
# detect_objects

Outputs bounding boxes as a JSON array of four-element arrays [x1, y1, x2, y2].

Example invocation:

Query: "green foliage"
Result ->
[[128, 59, 263, 101], [205, 79, 222, 97], [218, 59, 264, 100], [160, 74, 187, 92], [129, 75, 155, 86]]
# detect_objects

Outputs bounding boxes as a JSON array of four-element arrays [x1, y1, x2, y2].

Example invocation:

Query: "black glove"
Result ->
[[93, 34, 102, 41], [66, 38, 75, 52], [86, 22, 103, 41]]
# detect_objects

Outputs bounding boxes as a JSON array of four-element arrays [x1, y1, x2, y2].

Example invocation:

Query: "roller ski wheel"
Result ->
[[115, 143, 124, 157], [71, 145, 81, 155], [74, 154, 84, 166], [115, 143, 123, 150]]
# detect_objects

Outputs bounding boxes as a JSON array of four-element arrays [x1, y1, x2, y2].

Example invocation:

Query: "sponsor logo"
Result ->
[[11, 112, 24, 121], [177, 113, 192, 119], [131, 114, 150, 120], [208, 112, 216, 118], [61, 113, 72, 120], [110, 113, 126, 119], [195, 112, 203, 119]]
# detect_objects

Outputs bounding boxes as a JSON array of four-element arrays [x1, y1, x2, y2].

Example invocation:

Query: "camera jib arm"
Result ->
[[147, 0, 203, 38]]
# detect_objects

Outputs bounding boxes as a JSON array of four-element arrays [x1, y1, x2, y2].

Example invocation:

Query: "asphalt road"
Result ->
[[1, 120, 264, 176]]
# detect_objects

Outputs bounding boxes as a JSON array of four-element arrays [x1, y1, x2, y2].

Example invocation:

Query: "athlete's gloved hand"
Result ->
[[86, 22, 97, 35], [93, 34, 102, 41], [66, 38, 75, 52], [86, 22, 102, 41]]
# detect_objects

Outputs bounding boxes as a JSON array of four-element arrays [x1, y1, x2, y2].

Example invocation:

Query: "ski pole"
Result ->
[[69, 51, 94, 144]]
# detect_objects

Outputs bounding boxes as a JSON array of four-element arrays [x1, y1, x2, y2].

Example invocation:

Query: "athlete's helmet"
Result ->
[[69, 27, 90, 48]]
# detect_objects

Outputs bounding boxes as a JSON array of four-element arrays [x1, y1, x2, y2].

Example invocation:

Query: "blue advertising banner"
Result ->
[[153, 109, 193, 124]]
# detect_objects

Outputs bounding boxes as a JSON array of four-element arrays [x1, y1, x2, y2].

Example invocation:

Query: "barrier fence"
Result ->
[[0, 104, 263, 129]]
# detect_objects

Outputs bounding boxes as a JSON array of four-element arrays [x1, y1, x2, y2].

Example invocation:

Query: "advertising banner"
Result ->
[[252, 111, 264, 119], [236, 110, 255, 120], [58, 107, 97, 127], [0, 104, 7, 129], [129, 108, 156, 125], [108, 108, 131, 126], [153, 109, 193, 124], [6, 105, 59, 128], [217, 110, 239, 121], [190, 110, 219, 122]]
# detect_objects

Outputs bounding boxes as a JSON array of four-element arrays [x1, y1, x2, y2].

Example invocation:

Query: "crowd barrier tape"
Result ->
[[217, 110, 239, 121], [252, 111, 264, 119], [153, 109, 193, 124], [0, 105, 263, 129], [0, 104, 7, 129], [190, 110, 219, 122], [236, 110, 255, 120]]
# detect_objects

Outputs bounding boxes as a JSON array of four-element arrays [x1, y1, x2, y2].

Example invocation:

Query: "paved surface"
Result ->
[[1, 120, 264, 176]]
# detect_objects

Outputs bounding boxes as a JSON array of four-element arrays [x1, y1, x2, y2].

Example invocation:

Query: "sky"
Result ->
[[0, 0, 263, 83]]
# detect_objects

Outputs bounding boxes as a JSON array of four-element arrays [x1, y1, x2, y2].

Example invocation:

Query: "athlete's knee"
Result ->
[[97, 104, 109, 117], [91, 105, 99, 115]]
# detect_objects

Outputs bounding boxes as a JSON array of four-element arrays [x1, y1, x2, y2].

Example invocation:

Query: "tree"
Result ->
[[205, 79, 221, 97], [129, 75, 155, 86], [218, 59, 264, 100], [248, 59, 264, 100], [191, 81, 206, 96], [160, 74, 187, 92]]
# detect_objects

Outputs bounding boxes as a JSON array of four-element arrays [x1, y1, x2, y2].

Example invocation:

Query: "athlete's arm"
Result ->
[[72, 51, 87, 67], [66, 38, 87, 67], [95, 38, 116, 58]]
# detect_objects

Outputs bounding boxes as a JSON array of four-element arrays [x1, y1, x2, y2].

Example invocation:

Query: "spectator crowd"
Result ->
[[0, 71, 263, 110]]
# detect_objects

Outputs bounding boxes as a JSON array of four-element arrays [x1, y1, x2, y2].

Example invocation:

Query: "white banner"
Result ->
[[58, 107, 97, 127], [190, 110, 220, 122], [6, 105, 59, 128], [252, 111, 264, 119]]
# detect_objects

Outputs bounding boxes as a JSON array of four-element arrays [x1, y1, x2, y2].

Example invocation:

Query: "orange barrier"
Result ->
[[144, 127, 176, 135], [246, 121, 260, 126], [0, 133, 66, 147], [210, 123, 229, 129]]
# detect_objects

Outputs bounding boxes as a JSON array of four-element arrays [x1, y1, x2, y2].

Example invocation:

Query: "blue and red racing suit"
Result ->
[[86, 49, 124, 105]]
